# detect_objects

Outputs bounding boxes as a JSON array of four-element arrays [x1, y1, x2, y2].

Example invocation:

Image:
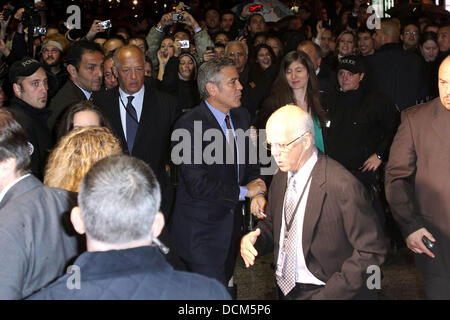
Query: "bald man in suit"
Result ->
[[241, 105, 386, 300]]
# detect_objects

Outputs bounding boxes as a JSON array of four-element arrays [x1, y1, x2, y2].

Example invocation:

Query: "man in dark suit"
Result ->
[[47, 40, 104, 131], [241, 105, 386, 300], [0, 109, 79, 299], [28, 155, 230, 300], [385, 56, 450, 299], [170, 58, 267, 297], [364, 19, 427, 110], [93, 45, 178, 219]]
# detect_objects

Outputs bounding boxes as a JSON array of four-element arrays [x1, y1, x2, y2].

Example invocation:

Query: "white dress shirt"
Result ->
[[118, 86, 145, 140], [277, 150, 325, 285]]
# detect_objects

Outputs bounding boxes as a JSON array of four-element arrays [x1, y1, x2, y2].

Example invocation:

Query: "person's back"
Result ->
[[28, 246, 230, 300], [28, 154, 230, 300]]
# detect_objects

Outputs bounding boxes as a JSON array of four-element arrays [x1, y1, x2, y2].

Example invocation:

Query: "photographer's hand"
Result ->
[[180, 11, 200, 30], [85, 20, 103, 41]]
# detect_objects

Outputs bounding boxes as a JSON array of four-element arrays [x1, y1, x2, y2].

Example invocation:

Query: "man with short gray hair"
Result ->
[[29, 154, 230, 299], [171, 58, 266, 298]]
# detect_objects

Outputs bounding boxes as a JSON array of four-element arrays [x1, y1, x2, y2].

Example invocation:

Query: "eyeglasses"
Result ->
[[404, 31, 418, 36], [266, 131, 309, 153]]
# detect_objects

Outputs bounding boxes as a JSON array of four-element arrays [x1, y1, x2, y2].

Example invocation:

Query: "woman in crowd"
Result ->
[[325, 30, 357, 71], [266, 35, 284, 60], [257, 50, 327, 153], [251, 44, 277, 79], [420, 31, 440, 100], [159, 51, 200, 113], [44, 126, 122, 192], [56, 100, 111, 141], [156, 36, 175, 80]]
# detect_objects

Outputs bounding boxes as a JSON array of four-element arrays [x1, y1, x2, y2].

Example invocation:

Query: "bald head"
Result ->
[[266, 105, 315, 172], [438, 56, 450, 110], [103, 38, 125, 55], [113, 45, 145, 94], [373, 20, 400, 48], [297, 40, 321, 71]]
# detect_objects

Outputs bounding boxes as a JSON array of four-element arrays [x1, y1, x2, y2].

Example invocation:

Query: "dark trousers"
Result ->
[[277, 283, 323, 300]]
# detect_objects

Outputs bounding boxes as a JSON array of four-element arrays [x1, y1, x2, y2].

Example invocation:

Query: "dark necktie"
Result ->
[[126, 95, 138, 153], [224, 115, 238, 179]]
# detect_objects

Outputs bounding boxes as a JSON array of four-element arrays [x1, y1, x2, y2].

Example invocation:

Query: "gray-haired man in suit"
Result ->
[[240, 105, 386, 300], [0, 109, 79, 299]]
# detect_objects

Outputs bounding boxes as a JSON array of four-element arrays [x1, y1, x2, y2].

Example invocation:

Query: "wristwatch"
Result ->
[[376, 153, 383, 161], [155, 24, 164, 33]]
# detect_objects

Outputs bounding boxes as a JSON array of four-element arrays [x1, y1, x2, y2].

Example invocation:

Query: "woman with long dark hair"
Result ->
[[257, 50, 327, 152]]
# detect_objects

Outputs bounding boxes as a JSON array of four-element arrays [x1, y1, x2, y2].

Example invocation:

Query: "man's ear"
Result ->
[[112, 63, 119, 78], [359, 72, 365, 82], [317, 56, 322, 68], [12, 83, 22, 98], [205, 82, 217, 98], [151, 211, 165, 239], [66, 64, 78, 80], [70, 206, 86, 235]]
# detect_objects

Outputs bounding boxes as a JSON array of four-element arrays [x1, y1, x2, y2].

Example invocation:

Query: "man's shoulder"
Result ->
[[402, 98, 440, 120]]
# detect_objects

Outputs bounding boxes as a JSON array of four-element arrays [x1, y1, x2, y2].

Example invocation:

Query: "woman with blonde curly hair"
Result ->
[[44, 126, 122, 192]]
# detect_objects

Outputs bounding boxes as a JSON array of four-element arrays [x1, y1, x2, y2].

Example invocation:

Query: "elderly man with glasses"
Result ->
[[240, 105, 386, 300]]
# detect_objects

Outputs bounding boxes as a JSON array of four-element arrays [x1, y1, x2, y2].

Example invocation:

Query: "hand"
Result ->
[[406, 228, 436, 259], [159, 12, 174, 28], [245, 178, 267, 199], [240, 228, 261, 268], [0, 39, 10, 56], [0, 14, 11, 30], [202, 49, 216, 62], [85, 20, 104, 40], [250, 194, 267, 219], [316, 20, 324, 34], [179, 11, 200, 30], [360, 153, 382, 172]]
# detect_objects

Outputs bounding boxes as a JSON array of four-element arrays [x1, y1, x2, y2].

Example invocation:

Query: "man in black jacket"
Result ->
[[364, 19, 427, 111], [6, 58, 51, 180]]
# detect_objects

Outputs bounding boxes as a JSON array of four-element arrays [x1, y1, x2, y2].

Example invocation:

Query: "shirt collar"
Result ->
[[119, 86, 145, 101], [288, 149, 318, 183], [73, 82, 92, 100], [0, 174, 31, 204], [205, 99, 230, 124]]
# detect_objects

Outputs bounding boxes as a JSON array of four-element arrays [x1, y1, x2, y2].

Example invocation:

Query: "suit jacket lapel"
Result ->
[[302, 155, 327, 258], [109, 88, 127, 146], [133, 83, 153, 150]]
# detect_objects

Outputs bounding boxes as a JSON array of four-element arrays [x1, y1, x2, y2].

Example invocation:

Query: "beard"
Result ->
[[43, 56, 61, 68]]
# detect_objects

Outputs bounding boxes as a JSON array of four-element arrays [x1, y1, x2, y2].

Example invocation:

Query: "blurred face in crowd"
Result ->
[[214, 46, 225, 59], [103, 57, 118, 90], [160, 38, 175, 59], [179, 55, 195, 80], [337, 69, 364, 92], [214, 33, 229, 46], [254, 34, 267, 47], [205, 9, 220, 30], [437, 26, 450, 53], [103, 38, 125, 56], [226, 42, 247, 73], [357, 32, 375, 56], [256, 47, 272, 71], [116, 46, 145, 95], [221, 13, 235, 32], [266, 37, 282, 58], [14, 68, 48, 109], [69, 51, 104, 92], [129, 38, 147, 54], [438, 57, 450, 110], [73, 110, 101, 128], [320, 29, 333, 56], [288, 17, 303, 31], [41, 45, 61, 67], [421, 39, 439, 62], [297, 42, 321, 71], [373, 27, 386, 49], [248, 14, 266, 36], [285, 61, 309, 91], [94, 37, 107, 47], [401, 24, 420, 49], [145, 61, 152, 77], [207, 66, 243, 112], [338, 33, 355, 56], [174, 31, 190, 42]]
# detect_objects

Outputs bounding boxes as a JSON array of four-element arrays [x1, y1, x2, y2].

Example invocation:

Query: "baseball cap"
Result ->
[[338, 55, 365, 74], [8, 58, 43, 84]]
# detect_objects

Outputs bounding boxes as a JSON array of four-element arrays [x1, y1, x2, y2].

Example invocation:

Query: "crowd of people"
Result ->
[[0, 0, 449, 300]]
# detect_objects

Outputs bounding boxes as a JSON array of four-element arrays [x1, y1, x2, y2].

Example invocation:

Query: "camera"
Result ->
[[33, 26, 46, 35], [179, 40, 189, 49], [98, 20, 112, 29], [249, 4, 263, 12], [172, 13, 184, 21], [2, 4, 15, 20]]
